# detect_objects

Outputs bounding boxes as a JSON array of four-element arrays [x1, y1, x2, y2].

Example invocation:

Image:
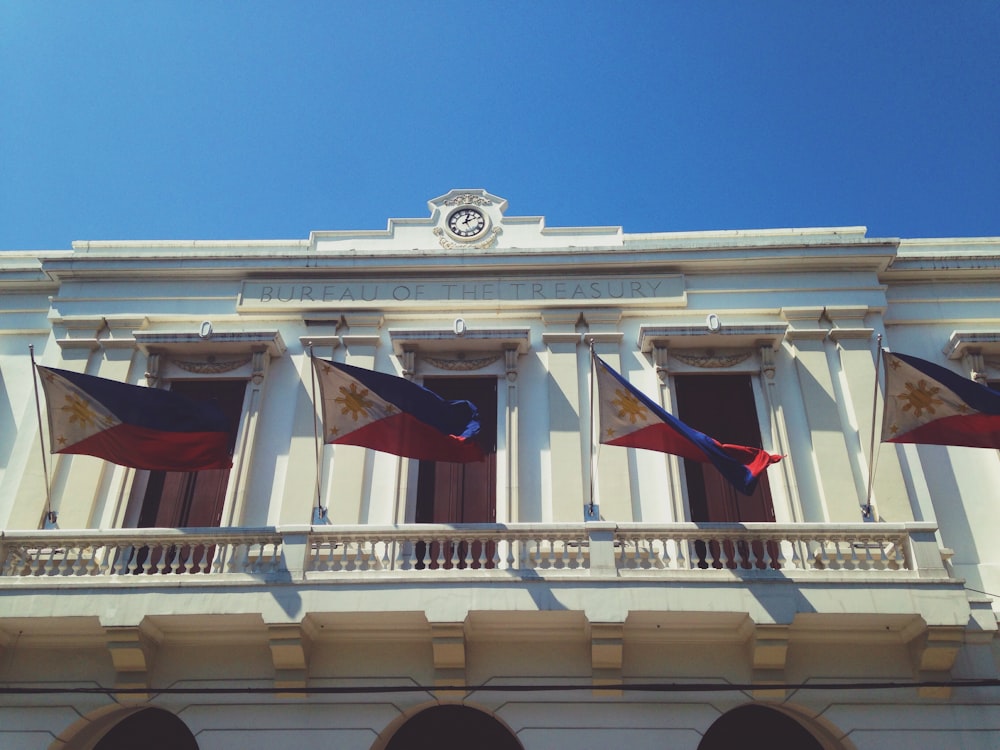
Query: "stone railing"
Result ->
[[0, 522, 950, 581]]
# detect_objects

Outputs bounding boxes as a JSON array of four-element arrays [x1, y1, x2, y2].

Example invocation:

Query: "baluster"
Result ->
[[457, 537, 470, 569], [831, 540, 845, 570], [528, 537, 541, 570], [642, 537, 654, 568], [327, 540, 342, 572], [83, 546, 100, 576], [68, 546, 84, 576], [787, 539, 802, 570], [235, 541, 251, 573], [656, 538, 670, 570], [117, 545, 134, 575], [626, 536, 639, 570], [806, 538, 829, 570], [181, 546, 196, 574], [859, 536, 875, 570], [497, 539, 520, 570], [675, 538, 687, 570], [774, 540, 788, 571], [125, 545, 142, 575], [399, 539, 414, 571], [890, 536, 905, 570], [546, 536, 557, 569], [715, 537, 729, 569], [555, 536, 568, 569], [40, 546, 57, 576], [170, 545, 185, 574], [212, 543, 227, 573], [434, 538, 446, 570], [761, 537, 776, 570], [572, 536, 584, 569], [357, 539, 371, 572], [869, 537, 886, 570], [272, 541, 284, 572], [194, 544, 210, 574]]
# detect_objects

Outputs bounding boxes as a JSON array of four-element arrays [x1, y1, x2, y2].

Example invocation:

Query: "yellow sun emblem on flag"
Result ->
[[60, 393, 103, 427], [896, 378, 943, 418], [611, 387, 647, 424], [335, 383, 375, 422]]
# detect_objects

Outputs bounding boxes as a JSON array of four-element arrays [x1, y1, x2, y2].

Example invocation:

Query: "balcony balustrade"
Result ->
[[0, 522, 949, 582]]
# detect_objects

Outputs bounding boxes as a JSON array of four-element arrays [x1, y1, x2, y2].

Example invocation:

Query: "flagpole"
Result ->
[[308, 344, 326, 522], [587, 340, 597, 518], [862, 334, 883, 520], [28, 345, 55, 525]]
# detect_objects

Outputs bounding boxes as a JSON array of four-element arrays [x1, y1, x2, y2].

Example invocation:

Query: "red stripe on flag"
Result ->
[[59, 424, 232, 471], [330, 412, 484, 463], [886, 412, 1000, 449], [605, 423, 712, 463]]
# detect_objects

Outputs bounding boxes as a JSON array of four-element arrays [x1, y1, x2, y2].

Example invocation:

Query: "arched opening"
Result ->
[[93, 707, 198, 750], [385, 704, 521, 750], [698, 704, 823, 750]]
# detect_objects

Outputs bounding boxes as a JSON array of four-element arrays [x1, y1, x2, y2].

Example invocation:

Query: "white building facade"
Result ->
[[1, 190, 999, 748]]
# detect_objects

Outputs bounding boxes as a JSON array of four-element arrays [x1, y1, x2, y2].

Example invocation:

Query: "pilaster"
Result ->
[[585, 313, 629, 522], [327, 315, 382, 525], [542, 312, 584, 521], [782, 307, 859, 522]]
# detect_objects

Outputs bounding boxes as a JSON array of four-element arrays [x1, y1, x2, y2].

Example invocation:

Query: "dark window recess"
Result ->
[[386, 705, 522, 750], [138, 379, 245, 529], [674, 374, 777, 569], [415, 377, 498, 569]]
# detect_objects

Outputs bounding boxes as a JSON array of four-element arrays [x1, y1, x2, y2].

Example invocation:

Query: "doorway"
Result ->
[[674, 373, 776, 569], [415, 377, 497, 568]]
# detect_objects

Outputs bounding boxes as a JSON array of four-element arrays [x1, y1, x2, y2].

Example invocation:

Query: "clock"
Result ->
[[447, 207, 487, 239]]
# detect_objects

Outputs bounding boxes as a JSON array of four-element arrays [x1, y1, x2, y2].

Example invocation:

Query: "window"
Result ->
[[137, 379, 246, 529], [415, 377, 497, 568], [674, 373, 775, 524]]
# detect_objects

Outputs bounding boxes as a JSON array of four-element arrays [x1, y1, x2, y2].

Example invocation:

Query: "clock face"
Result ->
[[447, 207, 487, 238]]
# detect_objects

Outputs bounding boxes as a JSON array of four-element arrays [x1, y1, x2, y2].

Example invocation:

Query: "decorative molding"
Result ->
[[424, 354, 502, 371], [672, 350, 752, 369], [504, 345, 520, 382], [434, 225, 502, 250], [389, 328, 531, 356], [134, 330, 286, 358], [760, 346, 777, 381], [652, 344, 669, 382], [638, 323, 787, 353], [172, 356, 252, 375], [443, 193, 493, 207], [944, 331, 1000, 360]]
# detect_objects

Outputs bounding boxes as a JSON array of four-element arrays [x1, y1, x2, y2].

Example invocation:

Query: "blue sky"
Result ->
[[2, 1, 998, 250]]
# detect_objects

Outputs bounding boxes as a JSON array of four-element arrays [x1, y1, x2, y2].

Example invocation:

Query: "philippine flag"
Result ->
[[882, 350, 1000, 449], [313, 357, 484, 463], [35, 366, 233, 471], [593, 354, 781, 496]]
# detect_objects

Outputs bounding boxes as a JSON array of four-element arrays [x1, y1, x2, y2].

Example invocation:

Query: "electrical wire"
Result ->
[[2, 678, 1000, 697]]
